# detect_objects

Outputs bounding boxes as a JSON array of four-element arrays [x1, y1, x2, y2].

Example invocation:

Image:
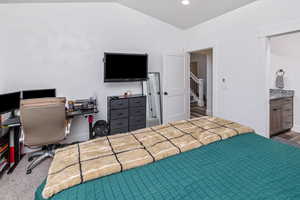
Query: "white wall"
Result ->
[[184, 0, 300, 137], [270, 32, 300, 132], [0, 3, 183, 142], [3, 0, 300, 140]]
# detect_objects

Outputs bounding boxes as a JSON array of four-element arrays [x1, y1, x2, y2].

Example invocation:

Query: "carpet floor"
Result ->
[[0, 155, 51, 200]]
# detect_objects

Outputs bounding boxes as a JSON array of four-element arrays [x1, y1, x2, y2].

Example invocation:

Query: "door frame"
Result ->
[[259, 19, 300, 138], [185, 44, 219, 118]]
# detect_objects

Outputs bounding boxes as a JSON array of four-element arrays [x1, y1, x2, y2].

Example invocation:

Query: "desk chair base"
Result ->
[[26, 146, 55, 174]]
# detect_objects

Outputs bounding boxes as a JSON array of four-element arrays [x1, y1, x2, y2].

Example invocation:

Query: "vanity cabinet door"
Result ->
[[270, 105, 282, 136], [282, 101, 293, 131], [270, 97, 294, 136]]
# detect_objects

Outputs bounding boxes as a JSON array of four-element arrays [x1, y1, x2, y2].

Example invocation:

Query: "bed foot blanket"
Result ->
[[42, 116, 253, 198]]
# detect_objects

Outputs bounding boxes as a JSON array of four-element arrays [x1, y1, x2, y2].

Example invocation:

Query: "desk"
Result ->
[[67, 109, 98, 140]]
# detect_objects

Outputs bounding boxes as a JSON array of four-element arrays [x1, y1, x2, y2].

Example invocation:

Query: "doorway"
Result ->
[[267, 31, 300, 145], [189, 49, 213, 119]]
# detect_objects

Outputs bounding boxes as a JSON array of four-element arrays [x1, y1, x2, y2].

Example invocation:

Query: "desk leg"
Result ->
[[88, 115, 94, 140]]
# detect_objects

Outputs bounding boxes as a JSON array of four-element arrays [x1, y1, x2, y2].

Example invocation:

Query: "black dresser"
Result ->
[[107, 95, 146, 135]]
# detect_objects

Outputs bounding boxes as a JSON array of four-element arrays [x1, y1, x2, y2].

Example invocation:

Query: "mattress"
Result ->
[[42, 117, 253, 198], [36, 133, 300, 200]]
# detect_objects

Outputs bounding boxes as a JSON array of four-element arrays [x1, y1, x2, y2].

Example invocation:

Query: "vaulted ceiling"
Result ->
[[0, 0, 258, 29]]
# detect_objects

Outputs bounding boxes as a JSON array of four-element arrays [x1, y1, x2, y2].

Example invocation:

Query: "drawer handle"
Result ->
[[118, 113, 123, 116], [117, 123, 123, 126]]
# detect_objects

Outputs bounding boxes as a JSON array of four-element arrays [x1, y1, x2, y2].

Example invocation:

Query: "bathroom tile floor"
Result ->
[[272, 131, 300, 148]]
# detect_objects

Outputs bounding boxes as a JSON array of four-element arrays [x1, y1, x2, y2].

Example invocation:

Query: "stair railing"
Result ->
[[190, 72, 204, 107]]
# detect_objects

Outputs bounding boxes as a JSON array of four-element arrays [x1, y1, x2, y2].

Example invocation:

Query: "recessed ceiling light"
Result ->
[[181, 0, 190, 5]]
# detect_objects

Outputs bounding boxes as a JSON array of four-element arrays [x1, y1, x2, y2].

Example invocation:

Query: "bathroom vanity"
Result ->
[[270, 89, 294, 136]]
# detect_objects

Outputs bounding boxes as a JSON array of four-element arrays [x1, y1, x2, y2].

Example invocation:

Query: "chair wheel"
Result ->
[[28, 157, 34, 162], [26, 169, 32, 174]]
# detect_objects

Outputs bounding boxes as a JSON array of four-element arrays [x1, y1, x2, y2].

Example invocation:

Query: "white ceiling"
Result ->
[[119, 0, 258, 29], [0, 0, 258, 29]]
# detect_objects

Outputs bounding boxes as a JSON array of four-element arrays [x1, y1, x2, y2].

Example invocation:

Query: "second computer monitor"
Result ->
[[0, 92, 21, 114], [22, 89, 56, 100]]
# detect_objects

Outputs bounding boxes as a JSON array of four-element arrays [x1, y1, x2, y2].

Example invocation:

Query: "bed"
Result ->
[[35, 133, 300, 200]]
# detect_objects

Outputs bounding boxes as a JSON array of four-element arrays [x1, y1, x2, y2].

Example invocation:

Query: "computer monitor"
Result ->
[[0, 92, 21, 114], [22, 89, 56, 100]]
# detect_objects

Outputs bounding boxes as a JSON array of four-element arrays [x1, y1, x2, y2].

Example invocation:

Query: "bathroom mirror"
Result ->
[[142, 72, 163, 127]]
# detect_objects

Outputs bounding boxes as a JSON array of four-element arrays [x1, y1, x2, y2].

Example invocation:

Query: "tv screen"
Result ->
[[104, 53, 148, 82]]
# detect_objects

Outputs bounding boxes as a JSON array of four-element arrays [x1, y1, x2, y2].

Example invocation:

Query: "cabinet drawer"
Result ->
[[111, 109, 128, 120], [110, 118, 128, 129], [129, 116, 146, 126], [270, 99, 282, 107], [130, 107, 146, 116], [110, 99, 129, 110], [110, 127, 129, 135], [282, 103, 293, 112], [129, 124, 146, 132], [282, 97, 293, 104], [129, 97, 146, 108]]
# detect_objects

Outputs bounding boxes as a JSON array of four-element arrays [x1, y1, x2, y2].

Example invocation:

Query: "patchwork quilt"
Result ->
[[42, 116, 254, 199]]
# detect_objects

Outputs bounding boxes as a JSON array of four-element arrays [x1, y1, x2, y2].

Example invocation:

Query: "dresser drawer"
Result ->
[[110, 127, 129, 135], [130, 106, 146, 116], [110, 99, 129, 110], [129, 116, 146, 127], [111, 109, 128, 120], [129, 97, 146, 108], [110, 118, 128, 129]]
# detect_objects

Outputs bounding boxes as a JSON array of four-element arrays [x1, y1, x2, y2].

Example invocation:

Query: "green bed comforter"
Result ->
[[35, 133, 300, 200]]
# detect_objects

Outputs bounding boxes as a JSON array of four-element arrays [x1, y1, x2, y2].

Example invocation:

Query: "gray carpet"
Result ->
[[0, 156, 51, 200]]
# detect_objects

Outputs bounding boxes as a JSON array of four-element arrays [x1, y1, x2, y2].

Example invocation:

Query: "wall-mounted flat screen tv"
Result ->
[[104, 53, 148, 82]]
